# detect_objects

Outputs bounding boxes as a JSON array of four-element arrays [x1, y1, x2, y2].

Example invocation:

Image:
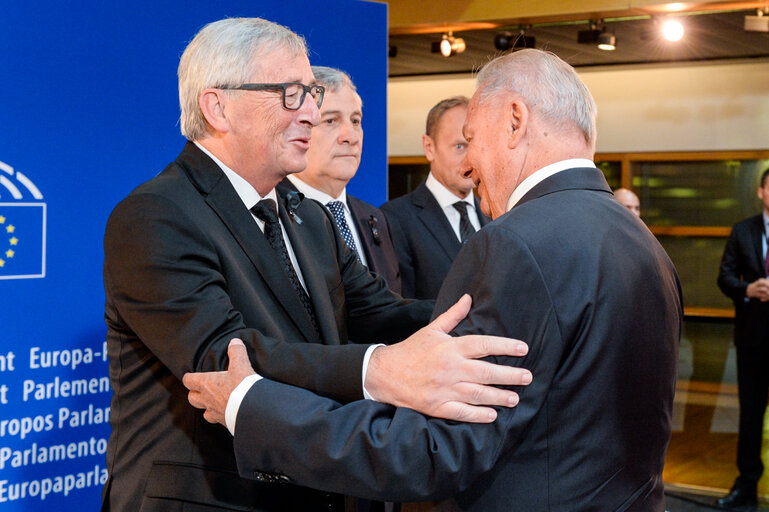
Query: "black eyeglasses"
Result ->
[[220, 82, 325, 110]]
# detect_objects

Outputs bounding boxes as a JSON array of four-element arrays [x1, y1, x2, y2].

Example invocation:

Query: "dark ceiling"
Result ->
[[388, 9, 769, 77]]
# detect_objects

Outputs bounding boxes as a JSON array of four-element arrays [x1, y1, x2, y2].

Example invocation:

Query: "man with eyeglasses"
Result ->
[[102, 17, 530, 512]]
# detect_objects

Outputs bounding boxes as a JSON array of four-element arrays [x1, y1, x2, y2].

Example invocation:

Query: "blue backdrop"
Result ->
[[0, 1, 387, 509]]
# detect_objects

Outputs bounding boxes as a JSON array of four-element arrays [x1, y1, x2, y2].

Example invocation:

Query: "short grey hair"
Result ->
[[178, 17, 307, 140], [476, 49, 597, 148], [311, 66, 356, 93], [310, 65, 362, 106]]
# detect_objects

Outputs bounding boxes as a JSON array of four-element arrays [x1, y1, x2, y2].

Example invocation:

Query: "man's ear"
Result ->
[[506, 99, 527, 149], [422, 134, 436, 162], [199, 88, 230, 134]]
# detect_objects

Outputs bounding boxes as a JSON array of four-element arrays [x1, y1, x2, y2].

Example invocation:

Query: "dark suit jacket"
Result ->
[[380, 183, 490, 300], [232, 168, 682, 511], [717, 213, 769, 347], [278, 178, 402, 294], [102, 142, 431, 512]]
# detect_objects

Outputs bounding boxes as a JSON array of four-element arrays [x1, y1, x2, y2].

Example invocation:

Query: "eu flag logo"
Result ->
[[0, 203, 46, 279]]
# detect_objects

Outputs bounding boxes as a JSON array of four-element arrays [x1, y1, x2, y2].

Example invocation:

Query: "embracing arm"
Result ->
[[104, 192, 368, 401], [185, 226, 563, 500]]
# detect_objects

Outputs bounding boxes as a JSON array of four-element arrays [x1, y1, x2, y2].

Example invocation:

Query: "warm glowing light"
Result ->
[[662, 19, 684, 41], [440, 36, 452, 57]]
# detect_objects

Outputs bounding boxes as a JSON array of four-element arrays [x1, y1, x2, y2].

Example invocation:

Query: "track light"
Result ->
[[661, 18, 684, 41], [745, 9, 769, 32], [597, 29, 616, 51], [494, 28, 535, 51], [578, 21, 616, 50], [438, 31, 465, 57]]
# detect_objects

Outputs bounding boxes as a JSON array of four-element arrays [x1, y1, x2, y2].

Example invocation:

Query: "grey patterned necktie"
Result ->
[[251, 199, 320, 339], [326, 201, 360, 261], [452, 201, 476, 243]]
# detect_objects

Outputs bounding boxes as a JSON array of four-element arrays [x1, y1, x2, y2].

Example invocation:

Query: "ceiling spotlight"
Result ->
[[494, 28, 535, 51], [577, 25, 601, 44], [661, 18, 684, 42], [597, 29, 616, 51], [578, 21, 615, 50], [439, 31, 466, 57], [745, 9, 769, 32]]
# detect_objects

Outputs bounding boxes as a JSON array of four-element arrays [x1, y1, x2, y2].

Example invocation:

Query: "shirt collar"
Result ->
[[287, 174, 347, 206], [763, 211, 769, 233], [194, 141, 277, 208], [506, 158, 596, 212], [425, 172, 474, 210]]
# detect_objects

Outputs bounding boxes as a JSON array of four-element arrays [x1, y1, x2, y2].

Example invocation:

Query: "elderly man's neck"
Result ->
[[196, 136, 286, 196], [524, 128, 594, 177]]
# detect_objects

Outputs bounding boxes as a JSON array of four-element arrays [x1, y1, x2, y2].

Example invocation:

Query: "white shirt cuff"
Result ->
[[225, 373, 263, 436], [361, 344, 385, 401]]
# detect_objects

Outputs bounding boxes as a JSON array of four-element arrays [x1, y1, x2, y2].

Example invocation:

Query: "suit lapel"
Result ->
[[348, 197, 377, 263], [280, 200, 340, 344], [178, 143, 319, 343], [750, 214, 765, 274], [412, 184, 462, 259]]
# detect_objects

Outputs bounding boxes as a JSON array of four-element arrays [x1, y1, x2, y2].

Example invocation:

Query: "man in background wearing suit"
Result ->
[[279, 66, 401, 294], [715, 167, 769, 511], [381, 97, 491, 300], [102, 17, 531, 512], [185, 48, 683, 511]]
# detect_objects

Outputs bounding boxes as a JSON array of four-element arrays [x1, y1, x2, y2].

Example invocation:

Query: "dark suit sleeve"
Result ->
[[232, 225, 565, 501], [104, 192, 370, 400], [717, 224, 750, 302], [381, 205, 417, 299], [315, 203, 433, 345]]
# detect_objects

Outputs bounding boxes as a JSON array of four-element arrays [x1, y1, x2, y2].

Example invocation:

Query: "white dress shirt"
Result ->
[[425, 172, 482, 241], [286, 174, 369, 267], [194, 143, 309, 290], [192, 145, 380, 434], [506, 159, 597, 212]]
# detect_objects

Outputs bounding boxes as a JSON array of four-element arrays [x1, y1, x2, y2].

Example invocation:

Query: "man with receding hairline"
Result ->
[[381, 96, 491, 300], [184, 48, 682, 512], [614, 187, 641, 217], [279, 65, 401, 294], [102, 17, 532, 512]]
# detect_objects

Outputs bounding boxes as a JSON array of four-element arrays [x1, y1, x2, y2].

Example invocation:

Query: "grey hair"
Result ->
[[178, 17, 307, 140], [311, 66, 356, 93], [476, 49, 597, 148], [311, 65, 362, 106]]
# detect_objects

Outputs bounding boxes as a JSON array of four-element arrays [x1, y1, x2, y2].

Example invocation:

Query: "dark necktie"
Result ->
[[765, 226, 769, 277], [251, 199, 320, 338], [453, 201, 476, 244], [326, 201, 360, 261]]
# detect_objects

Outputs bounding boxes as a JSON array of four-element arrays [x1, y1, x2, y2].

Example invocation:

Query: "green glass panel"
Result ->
[[633, 159, 769, 226], [596, 160, 622, 190], [656, 235, 733, 310]]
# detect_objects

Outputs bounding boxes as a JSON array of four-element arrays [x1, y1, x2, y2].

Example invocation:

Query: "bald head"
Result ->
[[614, 188, 640, 217]]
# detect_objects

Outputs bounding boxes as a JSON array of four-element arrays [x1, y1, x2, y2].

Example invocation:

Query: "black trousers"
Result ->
[[735, 343, 769, 488]]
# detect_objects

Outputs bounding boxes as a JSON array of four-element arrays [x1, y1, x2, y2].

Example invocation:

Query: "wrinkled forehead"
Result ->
[[462, 93, 486, 136], [248, 45, 313, 82]]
